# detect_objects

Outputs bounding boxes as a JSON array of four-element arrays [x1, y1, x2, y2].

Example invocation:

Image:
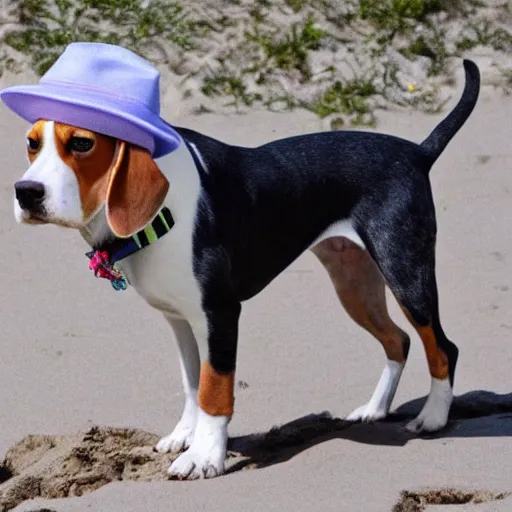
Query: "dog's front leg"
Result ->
[[156, 315, 200, 455], [168, 303, 241, 480]]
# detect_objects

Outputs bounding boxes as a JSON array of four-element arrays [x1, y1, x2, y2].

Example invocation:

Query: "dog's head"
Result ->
[[14, 120, 169, 238]]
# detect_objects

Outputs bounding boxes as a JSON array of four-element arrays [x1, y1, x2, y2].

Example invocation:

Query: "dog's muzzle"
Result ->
[[14, 180, 46, 213]]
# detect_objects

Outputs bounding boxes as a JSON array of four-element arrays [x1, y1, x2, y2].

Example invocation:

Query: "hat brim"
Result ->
[[0, 83, 181, 158]]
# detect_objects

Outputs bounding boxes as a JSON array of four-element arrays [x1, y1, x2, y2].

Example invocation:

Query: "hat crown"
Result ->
[[40, 42, 161, 114]]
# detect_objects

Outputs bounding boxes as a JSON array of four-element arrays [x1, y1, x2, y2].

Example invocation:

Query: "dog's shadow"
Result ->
[[225, 390, 512, 474]]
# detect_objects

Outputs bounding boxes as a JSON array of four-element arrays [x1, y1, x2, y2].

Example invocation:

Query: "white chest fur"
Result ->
[[116, 141, 205, 322]]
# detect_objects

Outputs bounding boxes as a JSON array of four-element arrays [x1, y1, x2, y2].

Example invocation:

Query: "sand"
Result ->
[[0, 11, 511, 511]]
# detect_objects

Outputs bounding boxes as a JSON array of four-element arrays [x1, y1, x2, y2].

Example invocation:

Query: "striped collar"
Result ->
[[85, 206, 174, 290], [95, 207, 174, 265]]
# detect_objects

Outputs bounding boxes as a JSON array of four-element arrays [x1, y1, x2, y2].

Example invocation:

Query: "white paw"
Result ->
[[346, 360, 404, 423], [168, 441, 226, 480], [156, 398, 198, 454], [155, 422, 195, 454], [347, 403, 388, 422], [406, 377, 452, 433], [167, 410, 228, 480]]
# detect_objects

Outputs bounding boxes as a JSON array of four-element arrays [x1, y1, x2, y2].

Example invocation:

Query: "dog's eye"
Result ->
[[68, 137, 94, 153], [26, 137, 40, 152]]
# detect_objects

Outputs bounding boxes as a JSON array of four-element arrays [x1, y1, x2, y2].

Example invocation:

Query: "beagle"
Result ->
[[13, 60, 480, 479]]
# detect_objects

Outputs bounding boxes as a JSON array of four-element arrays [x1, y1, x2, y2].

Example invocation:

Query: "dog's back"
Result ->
[[178, 59, 480, 191]]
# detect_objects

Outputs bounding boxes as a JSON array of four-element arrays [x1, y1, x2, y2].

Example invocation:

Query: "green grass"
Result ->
[[359, 0, 445, 34], [400, 28, 449, 76], [201, 75, 263, 108], [456, 20, 512, 53], [1, 0, 194, 75], [245, 14, 326, 81], [1, 0, 510, 127], [285, 0, 332, 13], [306, 78, 378, 127]]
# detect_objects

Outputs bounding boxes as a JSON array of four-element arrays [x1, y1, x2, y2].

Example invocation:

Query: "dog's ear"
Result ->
[[106, 141, 169, 238]]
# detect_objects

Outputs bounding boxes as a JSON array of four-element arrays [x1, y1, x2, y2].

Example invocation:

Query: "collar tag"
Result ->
[[85, 206, 174, 291], [86, 250, 128, 291]]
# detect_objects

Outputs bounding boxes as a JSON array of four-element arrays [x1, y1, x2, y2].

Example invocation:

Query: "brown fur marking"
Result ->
[[398, 305, 449, 380], [416, 325, 449, 380], [198, 361, 235, 417], [313, 237, 408, 363], [26, 120, 46, 163], [105, 141, 169, 238], [53, 122, 117, 219]]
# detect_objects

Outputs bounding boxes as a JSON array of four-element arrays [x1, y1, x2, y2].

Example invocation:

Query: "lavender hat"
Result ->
[[0, 42, 181, 158]]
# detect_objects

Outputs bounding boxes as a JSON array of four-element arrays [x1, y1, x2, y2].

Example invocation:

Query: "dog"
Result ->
[[10, 59, 480, 479]]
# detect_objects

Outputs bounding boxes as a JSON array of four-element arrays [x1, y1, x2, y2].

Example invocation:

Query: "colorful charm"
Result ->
[[87, 250, 128, 291]]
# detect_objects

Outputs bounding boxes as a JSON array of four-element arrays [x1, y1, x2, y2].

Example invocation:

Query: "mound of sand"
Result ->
[[392, 489, 511, 512], [0, 427, 171, 511]]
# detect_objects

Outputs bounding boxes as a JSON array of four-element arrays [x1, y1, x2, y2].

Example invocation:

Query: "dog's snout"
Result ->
[[14, 180, 46, 211]]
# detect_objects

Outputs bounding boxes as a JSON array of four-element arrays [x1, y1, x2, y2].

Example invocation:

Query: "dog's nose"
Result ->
[[14, 180, 46, 211]]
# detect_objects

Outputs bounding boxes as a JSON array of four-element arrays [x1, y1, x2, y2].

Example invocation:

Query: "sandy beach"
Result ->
[[0, 3, 511, 509]]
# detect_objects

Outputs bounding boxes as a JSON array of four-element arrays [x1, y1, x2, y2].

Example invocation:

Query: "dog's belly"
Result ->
[[310, 219, 365, 250]]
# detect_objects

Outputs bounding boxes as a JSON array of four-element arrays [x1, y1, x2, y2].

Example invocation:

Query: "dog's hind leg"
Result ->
[[356, 191, 459, 433], [312, 237, 410, 422]]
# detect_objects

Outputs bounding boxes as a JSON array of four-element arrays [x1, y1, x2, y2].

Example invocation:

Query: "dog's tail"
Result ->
[[420, 59, 480, 168]]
